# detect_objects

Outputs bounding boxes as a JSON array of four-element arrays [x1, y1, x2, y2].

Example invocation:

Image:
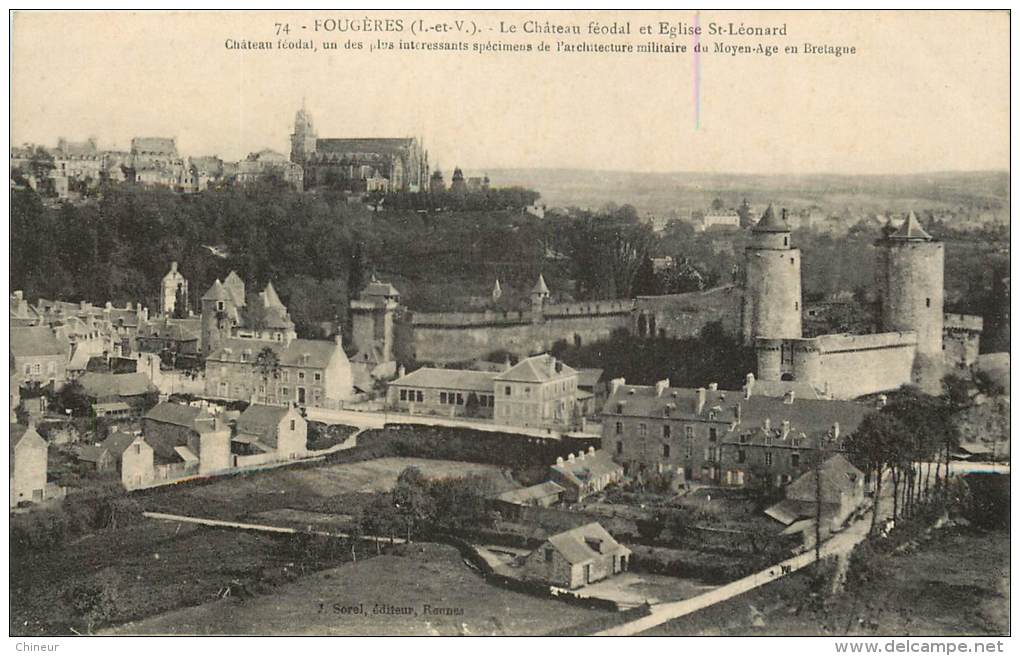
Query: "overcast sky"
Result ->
[[11, 10, 1009, 175]]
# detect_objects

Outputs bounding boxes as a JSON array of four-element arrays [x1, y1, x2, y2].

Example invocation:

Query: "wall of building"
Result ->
[[633, 285, 741, 339], [600, 413, 734, 483], [120, 441, 155, 490], [876, 240, 944, 359], [756, 332, 917, 399], [403, 306, 631, 364], [11, 440, 47, 506], [198, 429, 232, 474], [386, 385, 495, 419]]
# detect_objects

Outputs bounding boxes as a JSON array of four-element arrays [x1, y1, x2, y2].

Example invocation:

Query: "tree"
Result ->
[[64, 571, 120, 634], [49, 380, 91, 417], [845, 412, 908, 533], [252, 346, 281, 403], [392, 466, 435, 541]]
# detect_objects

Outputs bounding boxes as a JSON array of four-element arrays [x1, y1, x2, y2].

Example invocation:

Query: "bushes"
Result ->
[[11, 489, 147, 557]]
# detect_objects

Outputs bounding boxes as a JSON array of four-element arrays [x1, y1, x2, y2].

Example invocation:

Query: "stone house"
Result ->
[[492, 481, 565, 519], [493, 354, 578, 429], [10, 422, 49, 507], [233, 404, 307, 463], [521, 522, 631, 589], [142, 402, 231, 475], [78, 371, 158, 417], [765, 454, 866, 537], [104, 432, 155, 490], [549, 448, 624, 503], [386, 367, 497, 418], [601, 378, 869, 488], [10, 326, 69, 390]]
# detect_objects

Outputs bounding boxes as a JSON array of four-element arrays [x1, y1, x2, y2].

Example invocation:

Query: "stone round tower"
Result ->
[[876, 212, 944, 390], [741, 205, 803, 344]]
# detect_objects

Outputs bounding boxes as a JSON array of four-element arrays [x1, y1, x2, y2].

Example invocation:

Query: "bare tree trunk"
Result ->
[[871, 465, 883, 534], [891, 467, 899, 521]]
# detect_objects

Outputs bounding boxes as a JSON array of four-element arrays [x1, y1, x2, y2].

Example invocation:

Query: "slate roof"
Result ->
[[201, 279, 231, 302], [101, 431, 145, 456], [315, 137, 416, 155], [532, 274, 550, 295], [144, 402, 214, 431], [495, 354, 576, 384], [391, 367, 497, 392], [206, 338, 342, 369], [79, 372, 156, 399], [131, 137, 177, 155], [754, 204, 791, 232], [888, 211, 933, 241], [544, 522, 629, 565], [262, 282, 284, 308], [495, 481, 565, 505], [361, 278, 400, 299], [551, 450, 623, 488], [575, 368, 604, 390], [10, 326, 68, 358], [784, 454, 864, 504], [236, 404, 293, 441]]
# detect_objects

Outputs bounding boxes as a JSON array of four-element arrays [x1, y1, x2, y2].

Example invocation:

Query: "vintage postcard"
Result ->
[[7, 7, 1010, 644]]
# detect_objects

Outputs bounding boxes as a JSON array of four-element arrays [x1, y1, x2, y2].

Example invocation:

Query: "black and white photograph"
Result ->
[[6, 7, 1011, 643]]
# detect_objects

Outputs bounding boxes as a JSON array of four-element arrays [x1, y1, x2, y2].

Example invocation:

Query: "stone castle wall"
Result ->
[[633, 285, 741, 339], [757, 331, 918, 400]]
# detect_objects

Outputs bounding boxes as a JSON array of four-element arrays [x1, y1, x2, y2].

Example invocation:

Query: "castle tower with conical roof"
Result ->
[[876, 211, 944, 392], [741, 205, 802, 345]]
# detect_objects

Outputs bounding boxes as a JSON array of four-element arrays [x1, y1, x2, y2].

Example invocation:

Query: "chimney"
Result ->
[[695, 387, 706, 414], [609, 377, 626, 396], [397, 365, 406, 378], [556, 456, 564, 465], [504, 355, 512, 372], [567, 453, 575, 463], [764, 417, 771, 432], [588, 446, 596, 455], [170, 261, 178, 273], [655, 379, 670, 397], [708, 382, 718, 391], [877, 394, 888, 408], [105, 301, 113, 310], [832, 422, 840, 440], [783, 390, 795, 404], [734, 402, 742, 422], [577, 450, 585, 461], [13, 290, 23, 301], [781, 420, 790, 438], [334, 333, 343, 347], [126, 302, 133, 310]]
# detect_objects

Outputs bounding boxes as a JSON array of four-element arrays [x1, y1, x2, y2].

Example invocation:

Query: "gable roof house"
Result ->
[[766, 454, 866, 538], [549, 447, 624, 503], [11, 326, 70, 390], [233, 404, 307, 461], [493, 354, 579, 429], [142, 402, 231, 475], [521, 522, 631, 589], [11, 422, 55, 507]]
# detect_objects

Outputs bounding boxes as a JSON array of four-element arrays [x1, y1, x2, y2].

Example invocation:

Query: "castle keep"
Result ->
[[746, 210, 977, 398]]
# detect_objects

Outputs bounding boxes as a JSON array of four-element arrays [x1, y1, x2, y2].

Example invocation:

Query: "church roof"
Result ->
[[887, 211, 933, 241], [131, 137, 177, 156], [315, 138, 416, 156], [754, 205, 791, 232], [532, 274, 550, 295]]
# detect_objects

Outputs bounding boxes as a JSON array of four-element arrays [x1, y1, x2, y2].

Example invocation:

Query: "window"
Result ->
[[764, 452, 773, 466], [32, 363, 40, 375], [662, 443, 670, 458], [545, 548, 554, 563], [440, 392, 448, 404], [738, 449, 746, 463], [505, 386, 512, 396], [456, 393, 464, 405], [217, 301, 224, 311], [314, 372, 322, 382], [416, 391, 423, 402], [615, 421, 623, 435], [135, 444, 141, 455], [685, 425, 693, 438], [709, 427, 718, 442], [616, 441, 623, 455], [400, 389, 407, 401], [791, 453, 800, 468], [685, 441, 693, 458], [298, 372, 306, 381], [662, 425, 671, 438], [784, 236, 789, 247], [290, 419, 296, 431], [926, 297, 931, 308], [616, 403, 624, 413], [638, 423, 647, 437], [282, 386, 289, 397]]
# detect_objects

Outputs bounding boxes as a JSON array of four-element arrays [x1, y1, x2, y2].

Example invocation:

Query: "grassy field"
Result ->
[[106, 542, 614, 636], [11, 522, 303, 636], [641, 526, 1009, 636], [141, 457, 517, 521]]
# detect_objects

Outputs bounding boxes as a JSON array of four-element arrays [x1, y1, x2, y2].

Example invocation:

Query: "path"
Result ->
[[142, 511, 405, 544], [305, 406, 599, 440], [593, 515, 872, 636]]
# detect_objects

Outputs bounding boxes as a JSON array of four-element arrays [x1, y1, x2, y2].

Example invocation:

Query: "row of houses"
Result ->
[[76, 401, 309, 490]]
